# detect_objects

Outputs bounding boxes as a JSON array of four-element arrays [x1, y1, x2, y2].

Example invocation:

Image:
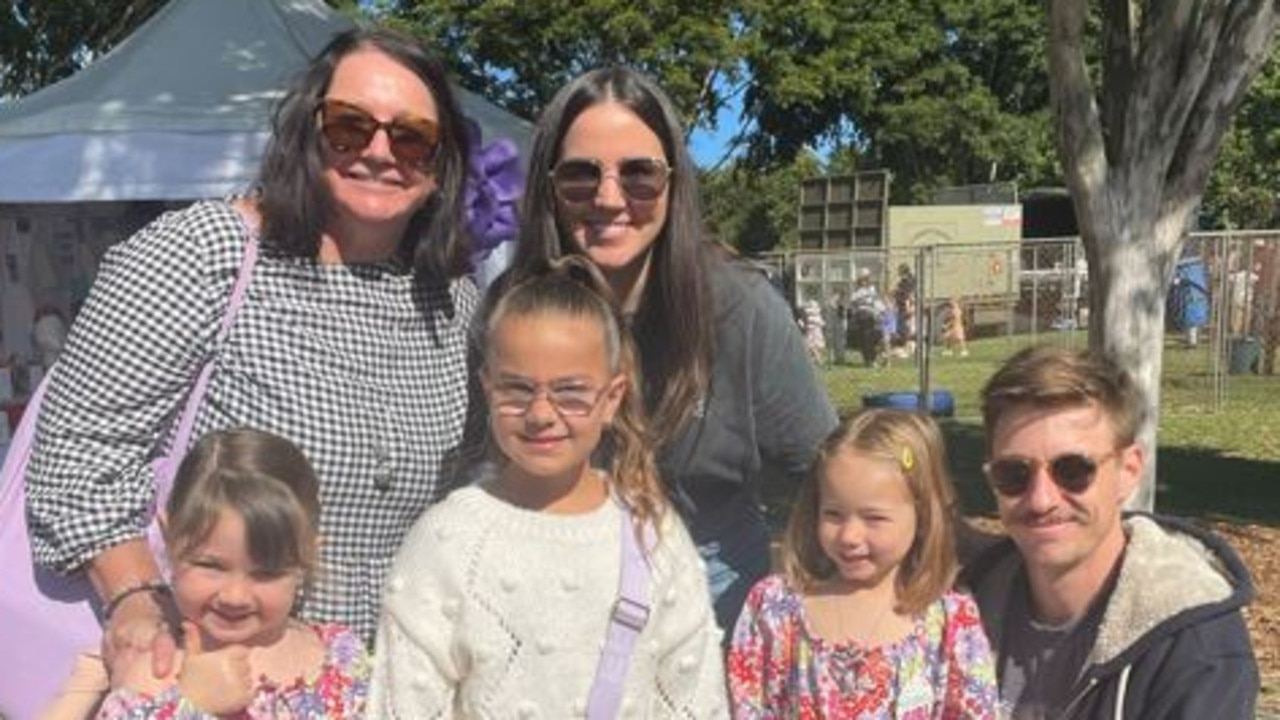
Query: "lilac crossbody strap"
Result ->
[[149, 213, 259, 502], [586, 504, 656, 719]]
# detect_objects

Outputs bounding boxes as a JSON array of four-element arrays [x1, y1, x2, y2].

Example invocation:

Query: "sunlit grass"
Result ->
[[815, 332, 1280, 522]]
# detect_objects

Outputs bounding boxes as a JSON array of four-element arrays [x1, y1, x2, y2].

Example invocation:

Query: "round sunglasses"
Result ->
[[316, 98, 440, 168], [549, 157, 671, 204], [983, 449, 1122, 497]]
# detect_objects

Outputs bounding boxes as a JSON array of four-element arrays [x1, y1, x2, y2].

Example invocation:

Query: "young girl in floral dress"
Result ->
[[48, 428, 368, 719], [728, 409, 996, 719]]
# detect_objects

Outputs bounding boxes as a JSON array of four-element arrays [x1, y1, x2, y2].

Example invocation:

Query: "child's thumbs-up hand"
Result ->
[[177, 621, 255, 715]]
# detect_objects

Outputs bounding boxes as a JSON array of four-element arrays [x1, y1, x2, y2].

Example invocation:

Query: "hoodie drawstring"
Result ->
[[1112, 664, 1132, 720]]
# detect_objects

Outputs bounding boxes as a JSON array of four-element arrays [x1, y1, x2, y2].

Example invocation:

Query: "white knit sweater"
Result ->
[[368, 483, 730, 719]]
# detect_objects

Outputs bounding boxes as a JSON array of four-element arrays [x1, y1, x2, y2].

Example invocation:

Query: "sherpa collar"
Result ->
[[1086, 514, 1249, 669]]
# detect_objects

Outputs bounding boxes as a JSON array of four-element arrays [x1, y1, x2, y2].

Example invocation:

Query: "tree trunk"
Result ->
[[1082, 201, 1186, 511], [1048, 0, 1280, 511]]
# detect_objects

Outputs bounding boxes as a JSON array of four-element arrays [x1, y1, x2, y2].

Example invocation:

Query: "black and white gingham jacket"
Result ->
[[27, 200, 478, 642]]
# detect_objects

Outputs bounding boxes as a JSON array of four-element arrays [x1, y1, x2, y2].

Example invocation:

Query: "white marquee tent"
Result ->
[[0, 0, 531, 202]]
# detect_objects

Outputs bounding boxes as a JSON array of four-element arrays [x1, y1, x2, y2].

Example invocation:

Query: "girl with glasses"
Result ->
[[728, 409, 997, 718], [368, 258, 728, 718], [503, 65, 837, 639]]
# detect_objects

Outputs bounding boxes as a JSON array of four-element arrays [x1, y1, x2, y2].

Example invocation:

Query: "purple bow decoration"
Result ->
[[464, 118, 524, 265]]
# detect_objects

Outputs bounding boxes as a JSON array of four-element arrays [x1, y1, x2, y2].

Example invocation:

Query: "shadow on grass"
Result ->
[[1152, 447, 1280, 525], [939, 421, 998, 517], [940, 420, 1280, 527]]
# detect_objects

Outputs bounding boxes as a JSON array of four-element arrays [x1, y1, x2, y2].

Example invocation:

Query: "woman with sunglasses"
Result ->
[[26, 26, 477, 680], [503, 67, 837, 636]]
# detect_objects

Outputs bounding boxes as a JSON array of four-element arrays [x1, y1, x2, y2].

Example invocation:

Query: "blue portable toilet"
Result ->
[[1168, 257, 1210, 331]]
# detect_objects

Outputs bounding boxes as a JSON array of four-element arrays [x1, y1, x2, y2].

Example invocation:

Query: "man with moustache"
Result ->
[[961, 346, 1258, 719]]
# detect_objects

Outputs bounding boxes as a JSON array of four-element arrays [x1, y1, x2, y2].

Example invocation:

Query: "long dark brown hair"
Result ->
[[509, 66, 713, 443], [256, 26, 473, 280]]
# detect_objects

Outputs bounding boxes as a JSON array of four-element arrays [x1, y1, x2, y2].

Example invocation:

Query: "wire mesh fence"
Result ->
[[758, 231, 1280, 419]]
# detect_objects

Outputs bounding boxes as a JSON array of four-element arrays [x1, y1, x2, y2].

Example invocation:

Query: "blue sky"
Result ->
[[687, 101, 744, 169], [689, 121, 736, 168]]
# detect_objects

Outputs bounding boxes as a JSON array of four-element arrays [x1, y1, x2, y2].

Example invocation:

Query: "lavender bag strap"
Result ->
[[150, 214, 259, 500], [586, 504, 656, 719]]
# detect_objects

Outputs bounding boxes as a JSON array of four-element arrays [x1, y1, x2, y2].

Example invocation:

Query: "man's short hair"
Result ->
[[981, 345, 1142, 453]]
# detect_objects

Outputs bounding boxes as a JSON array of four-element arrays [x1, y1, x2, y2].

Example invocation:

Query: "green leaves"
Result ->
[[378, 0, 1062, 251], [367, 1, 1062, 207], [389, 0, 742, 128], [700, 151, 824, 253], [1, 0, 167, 97], [735, 0, 1054, 200], [1203, 48, 1280, 229]]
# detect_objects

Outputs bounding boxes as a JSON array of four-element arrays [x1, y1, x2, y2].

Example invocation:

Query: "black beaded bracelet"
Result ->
[[103, 580, 171, 620]]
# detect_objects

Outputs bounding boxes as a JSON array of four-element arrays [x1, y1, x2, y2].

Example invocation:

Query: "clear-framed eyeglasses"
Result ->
[[488, 378, 611, 417]]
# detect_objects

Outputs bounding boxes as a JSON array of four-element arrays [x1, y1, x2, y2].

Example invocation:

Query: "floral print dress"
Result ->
[[728, 576, 997, 719], [95, 623, 369, 719]]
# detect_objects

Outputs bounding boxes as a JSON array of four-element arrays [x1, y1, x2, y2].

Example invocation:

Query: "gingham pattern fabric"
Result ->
[[27, 200, 478, 642]]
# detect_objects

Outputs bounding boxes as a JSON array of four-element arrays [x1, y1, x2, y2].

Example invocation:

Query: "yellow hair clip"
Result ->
[[900, 446, 915, 471]]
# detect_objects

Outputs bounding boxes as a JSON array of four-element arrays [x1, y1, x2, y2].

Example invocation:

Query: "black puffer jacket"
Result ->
[[960, 513, 1258, 719]]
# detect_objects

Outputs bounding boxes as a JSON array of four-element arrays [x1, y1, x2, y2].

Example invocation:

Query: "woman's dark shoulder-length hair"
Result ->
[[509, 66, 713, 438], [256, 26, 473, 280]]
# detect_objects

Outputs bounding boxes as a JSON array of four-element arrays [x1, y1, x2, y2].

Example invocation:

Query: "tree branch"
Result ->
[[689, 66, 723, 132], [1048, 0, 1108, 221], [1168, 0, 1280, 212], [1100, 0, 1135, 163], [1125, 0, 1224, 201]]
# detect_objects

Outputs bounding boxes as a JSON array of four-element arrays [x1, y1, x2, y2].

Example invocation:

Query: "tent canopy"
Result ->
[[0, 0, 531, 203]]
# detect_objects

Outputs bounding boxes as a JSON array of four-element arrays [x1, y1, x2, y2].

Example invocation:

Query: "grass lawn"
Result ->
[[817, 332, 1280, 523]]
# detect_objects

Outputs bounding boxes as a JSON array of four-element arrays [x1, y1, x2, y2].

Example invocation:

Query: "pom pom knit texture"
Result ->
[[368, 484, 729, 718]]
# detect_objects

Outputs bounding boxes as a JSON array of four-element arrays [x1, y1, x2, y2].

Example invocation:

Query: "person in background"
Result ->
[[962, 346, 1258, 718], [823, 289, 848, 366], [847, 267, 889, 367], [369, 259, 727, 717], [26, 25, 478, 680], [892, 263, 917, 358], [45, 428, 368, 719], [728, 409, 997, 718], [32, 306, 70, 371], [800, 298, 827, 365], [940, 297, 969, 357], [502, 66, 837, 635]]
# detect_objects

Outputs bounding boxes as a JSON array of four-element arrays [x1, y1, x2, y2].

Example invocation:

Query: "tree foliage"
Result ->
[[736, 0, 1057, 201], [0, 1, 363, 99], [379, 0, 1063, 256], [386, 0, 1057, 202], [1202, 47, 1280, 229], [0, 0, 168, 96], [701, 151, 824, 254], [383, 0, 741, 130]]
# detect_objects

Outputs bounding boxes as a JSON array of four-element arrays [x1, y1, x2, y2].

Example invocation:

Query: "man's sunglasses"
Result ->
[[316, 98, 440, 168], [983, 449, 1121, 497], [550, 157, 671, 204]]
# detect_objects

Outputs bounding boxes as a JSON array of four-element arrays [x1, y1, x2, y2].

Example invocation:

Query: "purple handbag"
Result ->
[[0, 225, 258, 720]]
